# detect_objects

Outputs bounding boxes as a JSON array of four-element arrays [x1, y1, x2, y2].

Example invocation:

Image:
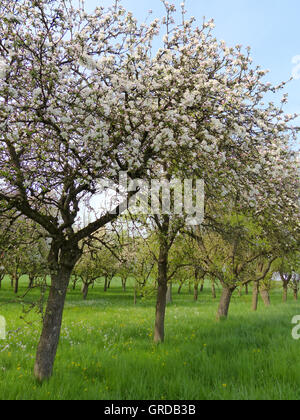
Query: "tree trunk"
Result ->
[[252, 281, 259, 311], [82, 283, 89, 300], [134, 281, 137, 305], [72, 276, 78, 290], [166, 283, 172, 304], [282, 282, 288, 302], [28, 274, 34, 289], [34, 244, 81, 382], [104, 276, 108, 292], [154, 244, 168, 344], [194, 269, 200, 301], [217, 287, 234, 320], [200, 277, 205, 293], [194, 281, 199, 301], [293, 288, 298, 301], [154, 283, 167, 343], [260, 289, 271, 307], [14, 275, 19, 294], [245, 284, 249, 295], [211, 279, 216, 299], [177, 282, 183, 294], [122, 278, 126, 292]]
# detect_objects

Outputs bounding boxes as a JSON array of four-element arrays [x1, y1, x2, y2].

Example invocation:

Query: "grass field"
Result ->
[[0, 277, 300, 400]]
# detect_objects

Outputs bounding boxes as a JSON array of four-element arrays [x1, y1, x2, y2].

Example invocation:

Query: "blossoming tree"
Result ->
[[0, 0, 298, 381]]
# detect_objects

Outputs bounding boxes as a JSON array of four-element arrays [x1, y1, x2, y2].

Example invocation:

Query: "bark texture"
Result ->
[[166, 283, 173, 304], [154, 243, 168, 344], [34, 244, 81, 382], [217, 287, 234, 320], [260, 289, 271, 307], [82, 283, 89, 300]]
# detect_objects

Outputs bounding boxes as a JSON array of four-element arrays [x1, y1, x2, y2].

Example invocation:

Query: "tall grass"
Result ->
[[0, 277, 299, 400]]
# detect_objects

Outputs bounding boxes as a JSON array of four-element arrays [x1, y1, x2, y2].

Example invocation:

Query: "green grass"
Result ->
[[0, 277, 300, 400]]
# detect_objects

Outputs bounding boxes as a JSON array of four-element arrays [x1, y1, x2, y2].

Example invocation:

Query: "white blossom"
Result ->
[[0, 58, 8, 79]]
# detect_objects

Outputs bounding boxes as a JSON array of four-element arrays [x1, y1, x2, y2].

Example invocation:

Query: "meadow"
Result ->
[[0, 278, 299, 401]]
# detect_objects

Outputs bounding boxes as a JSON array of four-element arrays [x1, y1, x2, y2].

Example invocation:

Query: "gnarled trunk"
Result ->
[[166, 282, 172, 304], [260, 288, 271, 307], [34, 244, 81, 382], [154, 244, 168, 344], [217, 287, 234, 321]]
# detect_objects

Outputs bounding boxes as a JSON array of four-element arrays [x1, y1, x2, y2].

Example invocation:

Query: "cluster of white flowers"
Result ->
[[32, 87, 42, 99], [210, 118, 224, 133], [183, 91, 196, 107], [0, 58, 8, 80], [0, 0, 297, 239], [5, 13, 21, 23]]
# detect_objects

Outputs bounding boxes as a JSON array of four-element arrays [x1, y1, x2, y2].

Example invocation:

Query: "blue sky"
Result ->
[[84, 0, 300, 147]]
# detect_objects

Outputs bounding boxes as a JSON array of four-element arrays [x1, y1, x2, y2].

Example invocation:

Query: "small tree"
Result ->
[[277, 253, 300, 302], [74, 251, 100, 300], [190, 213, 280, 320]]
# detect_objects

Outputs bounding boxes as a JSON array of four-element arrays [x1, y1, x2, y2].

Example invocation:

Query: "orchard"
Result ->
[[0, 0, 299, 401]]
